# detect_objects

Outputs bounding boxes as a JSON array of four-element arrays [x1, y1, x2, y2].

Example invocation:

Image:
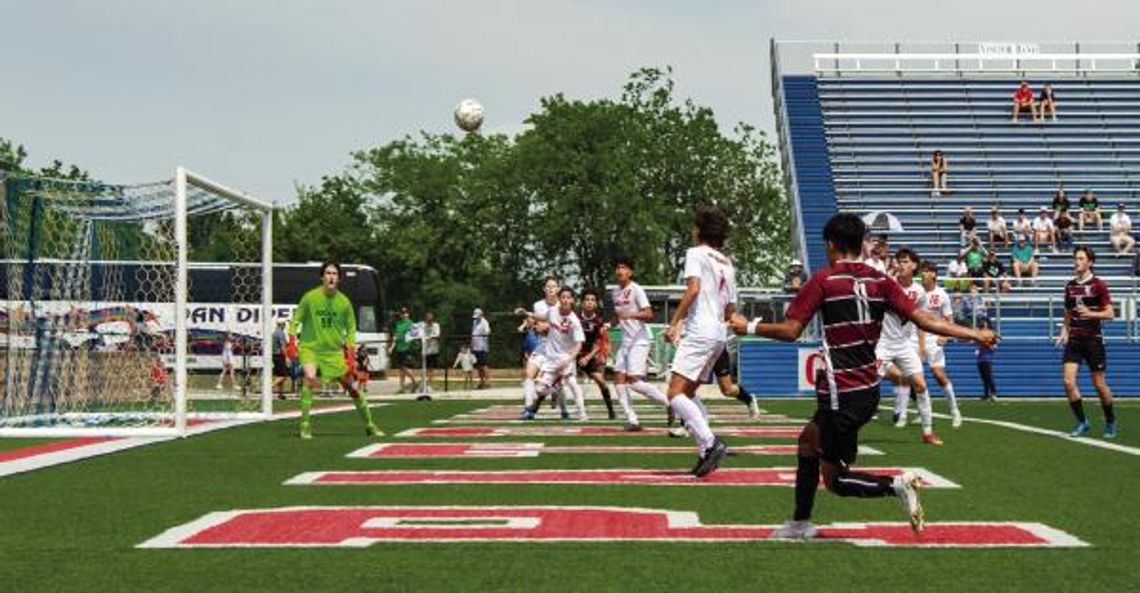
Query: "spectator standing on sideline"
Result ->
[[518, 316, 540, 378], [471, 308, 491, 389], [783, 259, 807, 293], [389, 307, 416, 393], [930, 150, 948, 196], [975, 317, 999, 401], [453, 343, 477, 390], [1033, 208, 1057, 253], [987, 206, 1009, 249], [1078, 189, 1103, 232], [959, 207, 978, 247], [420, 311, 441, 398], [1039, 84, 1058, 121], [1012, 80, 1038, 122], [272, 320, 290, 399], [1110, 203, 1136, 255]]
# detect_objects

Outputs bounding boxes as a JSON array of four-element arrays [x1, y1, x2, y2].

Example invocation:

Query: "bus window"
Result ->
[[358, 305, 378, 333]]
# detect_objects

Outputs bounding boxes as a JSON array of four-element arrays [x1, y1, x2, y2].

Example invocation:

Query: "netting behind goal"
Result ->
[[0, 168, 273, 436]]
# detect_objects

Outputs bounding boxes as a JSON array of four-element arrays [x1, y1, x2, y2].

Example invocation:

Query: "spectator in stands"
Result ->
[[1010, 236, 1039, 286], [1051, 187, 1071, 220], [930, 150, 948, 196], [1110, 203, 1136, 255], [1056, 210, 1075, 251], [1078, 189, 1103, 232], [959, 207, 978, 247], [982, 250, 1012, 294], [946, 252, 970, 292], [1012, 80, 1038, 122], [1039, 84, 1058, 121], [1012, 208, 1032, 242], [783, 259, 807, 293], [987, 206, 1010, 249], [963, 238, 987, 280], [1033, 207, 1057, 253]]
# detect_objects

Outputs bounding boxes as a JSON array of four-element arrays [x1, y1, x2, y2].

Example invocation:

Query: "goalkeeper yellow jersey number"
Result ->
[[289, 287, 356, 352]]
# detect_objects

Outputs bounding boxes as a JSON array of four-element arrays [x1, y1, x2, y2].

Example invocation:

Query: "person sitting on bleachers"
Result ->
[[1010, 236, 1039, 287], [987, 206, 1010, 249], [1012, 208, 1032, 242], [981, 251, 1012, 294], [1039, 84, 1058, 121], [1033, 207, 1057, 253], [963, 238, 987, 281], [959, 207, 978, 247], [1012, 80, 1038, 122], [930, 150, 948, 196], [1056, 210, 1075, 251], [1078, 189, 1103, 232], [946, 252, 970, 293], [1051, 188, 1071, 220], [1110, 203, 1136, 255]]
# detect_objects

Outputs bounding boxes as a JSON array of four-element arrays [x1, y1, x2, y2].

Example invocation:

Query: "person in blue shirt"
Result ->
[[975, 317, 998, 401]]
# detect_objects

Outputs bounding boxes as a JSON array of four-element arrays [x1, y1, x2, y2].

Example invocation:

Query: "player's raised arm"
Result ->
[[730, 272, 821, 342], [907, 308, 997, 347]]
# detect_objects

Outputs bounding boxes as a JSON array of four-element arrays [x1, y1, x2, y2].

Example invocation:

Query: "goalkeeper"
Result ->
[[288, 261, 381, 439]]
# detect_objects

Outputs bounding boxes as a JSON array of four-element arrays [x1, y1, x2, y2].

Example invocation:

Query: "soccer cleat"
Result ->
[[921, 432, 943, 446], [578, 415, 590, 423], [215, 384, 223, 390], [365, 423, 383, 437], [299, 422, 312, 440], [768, 520, 818, 541], [623, 423, 643, 432], [560, 412, 571, 421], [692, 438, 729, 477], [666, 409, 676, 427], [518, 408, 535, 421], [892, 471, 925, 534], [668, 426, 690, 439], [1103, 422, 1117, 440], [1070, 420, 1091, 437], [952, 411, 963, 428], [748, 398, 760, 420], [894, 415, 907, 428]]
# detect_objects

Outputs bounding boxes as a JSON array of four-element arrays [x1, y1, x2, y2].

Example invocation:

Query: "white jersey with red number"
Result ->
[[881, 281, 926, 345], [681, 245, 737, 341], [911, 286, 953, 346], [545, 306, 585, 363], [532, 298, 556, 358], [611, 282, 652, 345]]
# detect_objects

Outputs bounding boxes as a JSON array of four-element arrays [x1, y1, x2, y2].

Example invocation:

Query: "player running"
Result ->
[[612, 256, 669, 431], [879, 249, 942, 445], [663, 206, 738, 477], [1058, 246, 1118, 439], [288, 261, 380, 440], [918, 261, 963, 428], [732, 213, 998, 539], [711, 338, 761, 418], [535, 287, 588, 420], [516, 276, 562, 419], [578, 288, 616, 419]]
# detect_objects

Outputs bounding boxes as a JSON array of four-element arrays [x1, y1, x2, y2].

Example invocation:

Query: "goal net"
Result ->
[[0, 168, 274, 436]]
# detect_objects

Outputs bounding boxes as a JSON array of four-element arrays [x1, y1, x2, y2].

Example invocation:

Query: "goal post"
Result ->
[[0, 167, 275, 437]]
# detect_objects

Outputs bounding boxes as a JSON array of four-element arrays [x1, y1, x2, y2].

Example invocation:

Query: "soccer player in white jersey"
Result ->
[[877, 249, 941, 445], [611, 256, 669, 431], [535, 287, 588, 420], [918, 261, 963, 428], [663, 206, 736, 477], [516, 276, 561, 419]]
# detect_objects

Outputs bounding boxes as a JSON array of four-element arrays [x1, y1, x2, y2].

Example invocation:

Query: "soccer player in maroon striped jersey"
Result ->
[[578, 288, 616, 419], [732, 213, 997, 539], [1057, 246, 1117, 439]]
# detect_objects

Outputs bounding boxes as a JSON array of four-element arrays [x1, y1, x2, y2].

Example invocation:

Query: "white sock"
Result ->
[[630, 380, 668, 407], [916, 390, 934, 433], [670, 396, 715, 451], [555, 385, 568, 415], [692, 394, 710, 420], [617, 384, 638, 425], [567, 376, 586, 419], [943, 382, 960, 415], [894, 384, 910, 420], [523, 379, 536, 409]]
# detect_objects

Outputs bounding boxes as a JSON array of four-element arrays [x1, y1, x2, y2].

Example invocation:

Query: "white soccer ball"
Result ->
[[454, 99, 485, 132]]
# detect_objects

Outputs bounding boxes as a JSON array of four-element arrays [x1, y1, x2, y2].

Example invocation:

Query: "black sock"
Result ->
[[735, 385, 753, 405], [830, 470, 895, 498], [1070, 399, 1087, 423], [600, 387, 615, 417], [793, 455, 820, 521], [1103, 403, 1116, 424]]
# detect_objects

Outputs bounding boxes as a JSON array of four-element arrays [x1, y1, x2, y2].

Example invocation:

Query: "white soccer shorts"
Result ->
[[613, 340, 651, 377], [922, 335, 946, 368], [538, 356, 574, 387], [876, 341, 923, 378], [669, 336, 725, 383]]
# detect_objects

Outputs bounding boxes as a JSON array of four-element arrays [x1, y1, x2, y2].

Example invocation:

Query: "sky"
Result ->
[[2, 0, 1136, 204]]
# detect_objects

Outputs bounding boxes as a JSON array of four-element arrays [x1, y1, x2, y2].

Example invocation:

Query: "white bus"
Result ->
[[0, 260, 389, 372]]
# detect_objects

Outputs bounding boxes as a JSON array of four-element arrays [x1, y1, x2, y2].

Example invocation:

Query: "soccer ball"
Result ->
[[454, 99, 484, 132]]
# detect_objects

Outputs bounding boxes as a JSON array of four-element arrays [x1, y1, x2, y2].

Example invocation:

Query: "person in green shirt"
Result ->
[[963, 239, 987, 278], [388, 307, 417, 393], [288, 261, 380, 440]]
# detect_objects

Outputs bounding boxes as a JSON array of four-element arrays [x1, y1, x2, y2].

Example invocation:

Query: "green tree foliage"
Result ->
[[276, 68, 789, 332]]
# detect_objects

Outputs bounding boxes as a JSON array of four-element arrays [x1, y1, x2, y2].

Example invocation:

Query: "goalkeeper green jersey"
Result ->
[[289, 287, 356, 352]]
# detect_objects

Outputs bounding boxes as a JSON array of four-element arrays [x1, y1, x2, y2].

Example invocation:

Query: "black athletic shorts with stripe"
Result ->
[[1063, 335, 1107, 372], [812, 380, 880, 467]]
